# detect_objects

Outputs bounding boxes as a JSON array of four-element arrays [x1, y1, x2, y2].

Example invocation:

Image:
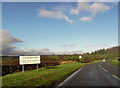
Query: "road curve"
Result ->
[[58, 62, 120, 87]]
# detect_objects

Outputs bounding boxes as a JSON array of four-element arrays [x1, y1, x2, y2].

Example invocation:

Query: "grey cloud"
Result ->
[[61, 44, 77, 48], [53, 50, 83, 55], [1, 30, 52, 56], [14, 48, 52, 56], [1, 30, 23, 46], [1, 30, 23, 56], [1, 30, 84, 56]]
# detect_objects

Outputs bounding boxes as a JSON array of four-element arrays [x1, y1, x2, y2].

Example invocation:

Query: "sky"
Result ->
[[1, 2, 118, 56]]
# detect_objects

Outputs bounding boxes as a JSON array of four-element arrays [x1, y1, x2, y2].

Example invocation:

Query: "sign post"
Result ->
[[19, 56, 40, 72], [37, 64, 39, 71], [22, 65, 24, 72]]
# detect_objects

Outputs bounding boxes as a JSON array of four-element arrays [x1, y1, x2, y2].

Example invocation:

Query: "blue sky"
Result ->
[[2, 2, 118, 55]]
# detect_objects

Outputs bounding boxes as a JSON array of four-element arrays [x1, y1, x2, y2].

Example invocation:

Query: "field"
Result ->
[[109, 59, 120, 66], [2, 60, 100, 87]]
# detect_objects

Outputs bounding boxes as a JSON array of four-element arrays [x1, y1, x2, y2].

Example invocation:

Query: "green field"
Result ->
[[109, 59, 120, 66], [2, 60, 100, 87]]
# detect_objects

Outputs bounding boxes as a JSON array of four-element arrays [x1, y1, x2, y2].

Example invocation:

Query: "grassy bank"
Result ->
[[2, 60, 101, 87], [109, 59, 120, 66]]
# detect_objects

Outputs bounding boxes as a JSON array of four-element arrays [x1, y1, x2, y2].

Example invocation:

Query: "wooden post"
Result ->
[[37, 64, 39, 71], [22, 65, 24, 72]]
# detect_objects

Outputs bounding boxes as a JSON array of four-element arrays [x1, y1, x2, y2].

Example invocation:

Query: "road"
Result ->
[[58, 61, 120, 87]]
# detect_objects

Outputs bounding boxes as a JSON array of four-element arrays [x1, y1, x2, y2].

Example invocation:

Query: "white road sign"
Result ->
[[19, 56, 40, 65], [79, 55, 82, 59]]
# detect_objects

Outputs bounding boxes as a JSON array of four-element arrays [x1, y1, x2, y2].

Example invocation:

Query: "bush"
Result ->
[[81, 55, 94, 63]]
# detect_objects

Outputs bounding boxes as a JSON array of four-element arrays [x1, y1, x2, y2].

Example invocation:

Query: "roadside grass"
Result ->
[[109, 59, 120, 66], [2, 60, 101, 87]]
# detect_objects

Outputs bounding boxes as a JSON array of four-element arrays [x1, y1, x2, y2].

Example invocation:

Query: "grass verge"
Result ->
[[2, 60, 101, 87], [109, 59, 120, 66]]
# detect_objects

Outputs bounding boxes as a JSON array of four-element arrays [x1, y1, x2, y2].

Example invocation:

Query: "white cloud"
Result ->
[[70, 2, 90, 15], [38, 9, 62, 19], [38, 9, 73, 24], [80, 16, 92, 21], [90, 3, 110, 16], [70, 2, 110, 22], [38, 2, 111, 23], [63, 15, 73, 24], [70, 2, 110, 16], [77, 2, 90, 12], [70, 9, 79, 15]]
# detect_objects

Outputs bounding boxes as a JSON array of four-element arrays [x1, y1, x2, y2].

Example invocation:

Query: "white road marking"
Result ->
[[108, 62, 111, 66], [107, 62, 114, 66], [100, 63, 120, 81], [113, 75, 120, 80], [99, 63, 108, 73], [57, 66, 85, 87], [58, 63, 119, 87], [99, 64, 101, 68], [102, 68, 108, 72]]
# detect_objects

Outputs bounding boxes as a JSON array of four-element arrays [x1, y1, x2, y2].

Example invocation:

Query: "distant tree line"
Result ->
[[2, 46, 119, 76]]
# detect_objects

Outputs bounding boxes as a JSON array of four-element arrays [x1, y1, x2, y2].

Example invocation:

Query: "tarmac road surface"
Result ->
[[58, 61, 120, 87]]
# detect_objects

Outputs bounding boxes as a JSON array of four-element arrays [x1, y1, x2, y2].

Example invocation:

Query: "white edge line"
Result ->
[[113, 75, 120, 80], [108, 62, 111, 66], [100, 63, 120, 81], [102, 68, 108, 72], [99, 63, 108, 73], [57, 66, 85, 87], [99, 63, 120, 81], [99, 64, 101, 68]]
